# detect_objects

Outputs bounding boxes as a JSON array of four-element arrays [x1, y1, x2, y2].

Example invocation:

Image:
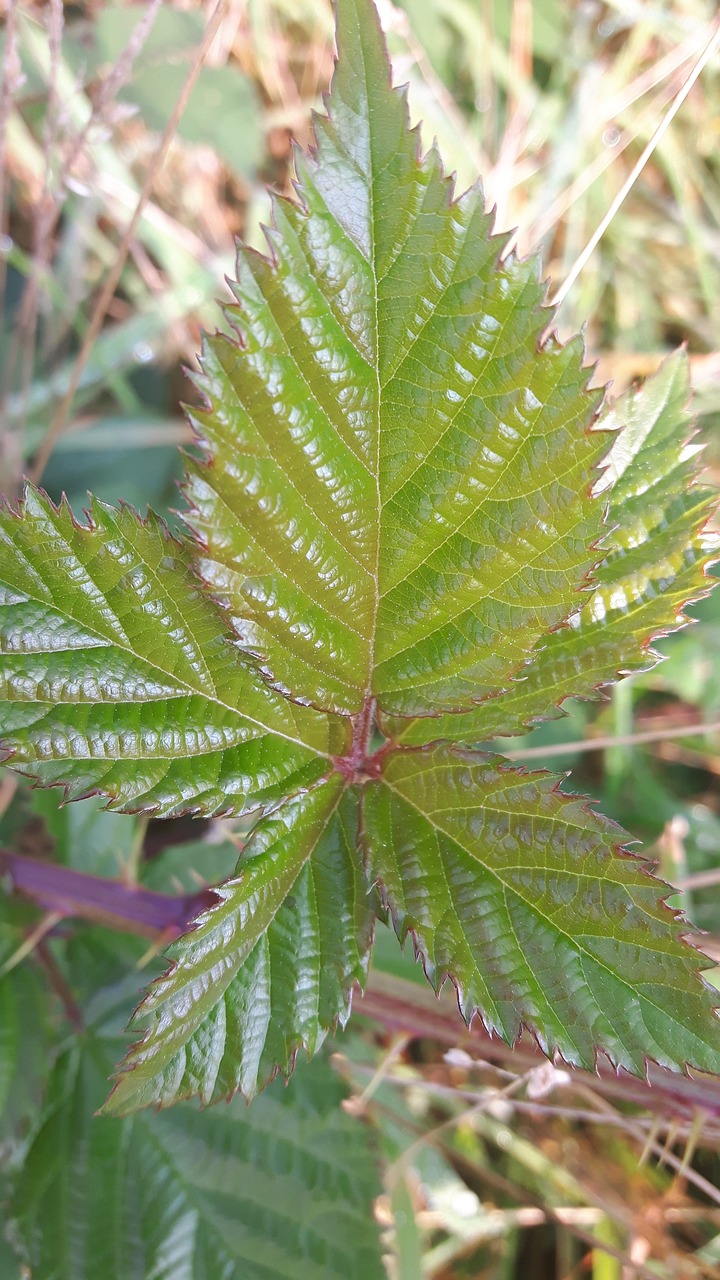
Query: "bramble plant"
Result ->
[[1, 0, 720, 1133]]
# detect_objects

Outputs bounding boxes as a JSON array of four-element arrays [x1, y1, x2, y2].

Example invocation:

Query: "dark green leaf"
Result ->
[[0, 975, 18, 1120], [364, 744, 720, 1074], [0, 958, 55, 1140], [12, 1043, 384, 1280], [0, 1232, 23, 1280], [30, 788, 135, 877], [140, 836, 239, 895]]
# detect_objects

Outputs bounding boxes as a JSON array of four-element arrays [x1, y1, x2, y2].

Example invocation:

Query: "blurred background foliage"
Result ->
[[2, 0, 720, 1276]]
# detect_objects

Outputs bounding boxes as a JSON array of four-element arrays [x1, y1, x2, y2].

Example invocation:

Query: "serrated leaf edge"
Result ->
[[363, 743, 720, 1081]]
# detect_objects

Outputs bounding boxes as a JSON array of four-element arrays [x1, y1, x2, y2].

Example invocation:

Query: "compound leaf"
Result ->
[[364, 744, 720, 1074], [0, 489, 344, 816], [105, 777, 373, 1113], [11, 1043, 384, 1280], [0, 0, 719, 1112]]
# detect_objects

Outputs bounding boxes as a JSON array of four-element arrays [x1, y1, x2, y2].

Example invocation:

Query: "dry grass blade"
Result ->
[[4, 0, 64, 454], [503, 718, 720, 761], [28, 0, 233, 484], [551, 17, 720, 307], [0, 1, 21, 489], [369, 1090, 666, 1280]]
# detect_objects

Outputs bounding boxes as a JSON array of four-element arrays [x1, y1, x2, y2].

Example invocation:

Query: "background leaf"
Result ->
[[65, 5, 262, 177], [30, 789, 135, 878], [10, 1043, 385, 1280], [0, 909, 56, 1141]]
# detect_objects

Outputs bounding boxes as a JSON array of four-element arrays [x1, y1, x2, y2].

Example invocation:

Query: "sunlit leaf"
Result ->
[[185, 0, 605, 716], [390, 350, 718, 743], [365, 745, 720, 1073], [105, 779, 374, 1113], [1, 0, 719, 1109]]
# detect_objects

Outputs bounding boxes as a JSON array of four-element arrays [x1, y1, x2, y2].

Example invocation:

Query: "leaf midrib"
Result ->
[[360, 27, 382, 714]]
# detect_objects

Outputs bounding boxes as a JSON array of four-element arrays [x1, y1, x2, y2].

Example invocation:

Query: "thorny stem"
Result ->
[[0, 849, 217, 939], [3, 846, 720, 1121]]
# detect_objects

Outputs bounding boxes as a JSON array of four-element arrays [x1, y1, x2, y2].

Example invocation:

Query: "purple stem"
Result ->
[[0, 848, 217, 938]]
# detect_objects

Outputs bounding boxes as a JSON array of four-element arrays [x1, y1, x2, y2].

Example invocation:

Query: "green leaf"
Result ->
[[185, 0, 605, 716], [30, 788, 136, 877], [0, 489, 345, 816], [0, 1239, 22, 1280], [140, 835, 239, 895], [11, 1044, 385, 1280], [76, 5, 207, 72], [364, 744, 720, 1074], [0, 900, 54, 1137], [390, 350, 718, 744], [1, 0, 719, 1109], [105, 778, 374, 1113], [129, 63, 262, 178], [0, 975, 18, 1120]]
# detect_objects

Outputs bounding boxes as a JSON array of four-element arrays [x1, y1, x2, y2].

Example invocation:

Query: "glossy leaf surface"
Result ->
[[365, 745, 720, 1074], [106, 779, 374, 1113], [185, 0, 605, 716], [11, 1045, 384, 1280], [390, 351, 717, 743], [0, 489, 343, 816], [0, 0, 719, 1111]]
